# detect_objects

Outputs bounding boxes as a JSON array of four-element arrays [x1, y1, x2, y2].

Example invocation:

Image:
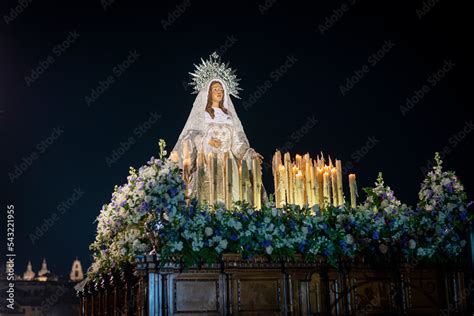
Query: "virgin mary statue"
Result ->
[[172, 52, 266, 207]]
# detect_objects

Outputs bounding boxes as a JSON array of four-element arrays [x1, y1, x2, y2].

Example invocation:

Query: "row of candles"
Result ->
[[272, 151, 358, 209], [170, 144, 263, 209]]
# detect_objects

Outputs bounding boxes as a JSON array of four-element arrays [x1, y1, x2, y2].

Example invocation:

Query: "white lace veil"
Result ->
[[173, 78, 249, 154]]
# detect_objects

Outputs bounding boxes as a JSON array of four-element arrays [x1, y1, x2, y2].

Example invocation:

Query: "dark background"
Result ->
[[1, 0, 472, 276]]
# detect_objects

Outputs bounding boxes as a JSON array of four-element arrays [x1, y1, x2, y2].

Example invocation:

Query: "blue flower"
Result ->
[[262, 240, 272, 248], [298, 243, 305, 253], [169, 187, 178, 197], [372, 231, 380, 240], [230, 234, 238, 241], [289, 220, 297, 229]]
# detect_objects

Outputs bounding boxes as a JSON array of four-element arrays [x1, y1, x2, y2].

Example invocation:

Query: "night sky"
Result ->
[[1, 0, 472, 275]]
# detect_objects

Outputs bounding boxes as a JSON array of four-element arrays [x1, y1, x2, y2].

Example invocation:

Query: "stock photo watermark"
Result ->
[[339, 40, 396, 96], [161, 0, 191, 30], [317, 0, 359, 35], [29, 188, 85, 245], [242, 55, 298, 111], [342, 136, 380, 175], [5, 204, 16, 310], [400, 59, 455, 116], [262, 115, 319, 173], [420, 120, 473, 175], [85, 50, 140, 107], [8, 126, 64, 183], [182, 35, 239, 92], [416, 0, 441, 19], [3, 0, 33, 24], [105, 112, 162, 167], [258, 0, 278, 15], [24, 31, 80, 87]]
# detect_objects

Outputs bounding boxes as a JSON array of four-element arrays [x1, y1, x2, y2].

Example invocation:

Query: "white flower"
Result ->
[[171, 241, 183, 252], [345, 234, 354, 245], [219, 239, 228, 250], [265, 246, 273, 255], [301, 227, 308, 235], [271, 208, 278, 217], [204, 227, 213, 237], [408, 239, 416, 250], [446, 203, 456, 212], [267, 224, 274, 232]]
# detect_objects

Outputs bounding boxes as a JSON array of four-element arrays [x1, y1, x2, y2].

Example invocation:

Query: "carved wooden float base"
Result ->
[[77, 255, 473, 315]]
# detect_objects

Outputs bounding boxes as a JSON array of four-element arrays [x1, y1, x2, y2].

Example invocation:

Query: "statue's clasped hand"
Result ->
[[208, 138, 222, 148]]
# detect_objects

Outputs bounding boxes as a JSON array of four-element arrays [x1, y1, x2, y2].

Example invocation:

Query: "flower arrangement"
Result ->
[[413, 153, 471, 258], [88, 145, 472, 281]]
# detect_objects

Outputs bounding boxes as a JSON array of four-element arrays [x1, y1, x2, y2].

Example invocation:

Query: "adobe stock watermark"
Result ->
[[105, 112, 162, 167], [24, 31, 80, 87], [416, 0, 441, 19], [317, 0, 359, 36], [339, 40, 396, 96], [8, 127, 64, 184], [101, 0, 117, 10], [85, 50, 140, 107], [29, 188, 85, 245], [182, 35, 239, 92], [258, 0, 278, 15], [41, 284, 69, 313], [420, 120, 473, 176], [342, 136, 380, 175], [439, 278, 474, 316], [400, 59, 455, 116], [161, 0, 191, 31], [262, 115, 319, 173], [242, 55, 298, 111], [3, 0, 33, 24]]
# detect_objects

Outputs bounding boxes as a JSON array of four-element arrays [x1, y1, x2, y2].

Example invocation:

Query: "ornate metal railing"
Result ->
[[77, 253, 474, 316]]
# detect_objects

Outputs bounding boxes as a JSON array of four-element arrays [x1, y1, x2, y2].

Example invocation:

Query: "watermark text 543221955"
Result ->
[[6, 204, 16, 310]]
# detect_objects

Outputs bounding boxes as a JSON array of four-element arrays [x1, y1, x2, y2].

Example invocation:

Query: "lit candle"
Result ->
[[196, 152, 205, 204], [331, 168, 338, 206], [311, 162, 319, 206], [239, 165, 243, 202], [284, 153, 293, 204], [252, 158, 262, 209], [349, 174, 357, 209], [278, 164, 287, 206], [241, 160, 249, 203], [336, 159, 344, 206], [317, 167, 324, 207], [295, 154, 302, 170], [295, 170, 304, 207], [292, 165, 298, 206], [170, 150, 179, 164], [183, 141, 190, 161], [323, 171, 330, 208], [225, 154, 233, 210], [207, 153, 213, 204], [207, 153, 218, 205], [305, 158, 312, 206], [273, 151, 282, 207]]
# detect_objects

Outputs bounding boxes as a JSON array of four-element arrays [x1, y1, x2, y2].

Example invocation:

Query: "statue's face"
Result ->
[[210, 82, 224, 104]]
